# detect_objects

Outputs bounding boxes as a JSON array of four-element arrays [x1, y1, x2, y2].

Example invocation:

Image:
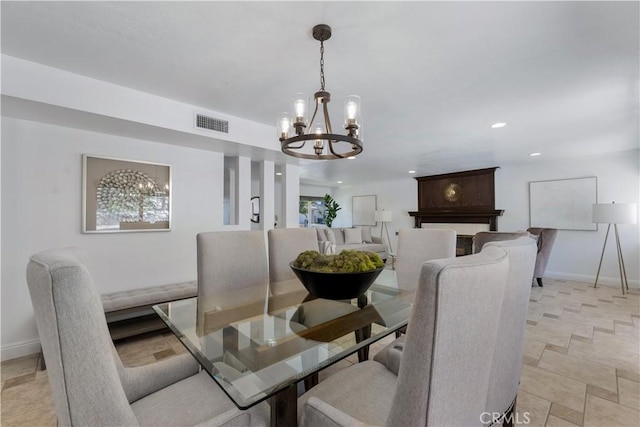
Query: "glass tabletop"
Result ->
[[153, 269, 413, 409]]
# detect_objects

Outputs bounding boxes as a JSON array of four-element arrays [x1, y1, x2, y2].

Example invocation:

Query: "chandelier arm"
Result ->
[[327, 140, 345, 158], [308, 102, 320, 133], [322, 102, 333, 134], [287, 141, 306, 149]]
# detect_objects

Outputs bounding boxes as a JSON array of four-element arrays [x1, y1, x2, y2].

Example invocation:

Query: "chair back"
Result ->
[[395, 228, 456, 291], [26, 248, 138, 426], [387, 246, 509, 426], [197, 231, 269, 322], [472, 231, 530, 254], [267, 228, 319, 295], [483, 237, 537, 422], [526, 228, 558, 278]]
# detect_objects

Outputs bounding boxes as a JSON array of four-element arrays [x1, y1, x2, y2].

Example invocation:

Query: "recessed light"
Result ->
[[275, 172, 282, 176], [529, 152, 542, 157], [347, 156, 356, 160], [408, 170, 416, 174], [336, 180, 343, 184], [490, 122, 507, 128]]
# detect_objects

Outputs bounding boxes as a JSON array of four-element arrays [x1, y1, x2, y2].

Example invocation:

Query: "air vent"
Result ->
[[195, 113, 229, 133]]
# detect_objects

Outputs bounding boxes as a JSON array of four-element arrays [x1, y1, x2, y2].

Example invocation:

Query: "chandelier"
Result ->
[[278, 24, 363, 160]]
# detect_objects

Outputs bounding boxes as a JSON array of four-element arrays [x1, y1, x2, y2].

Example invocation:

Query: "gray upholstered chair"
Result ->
[[527, 227, 558, 287], [387, 228, 456, 337], [374, 237, 537, 426], [267, 228, 319, 296], [26, 247, 268, 427], [298, 246, 510, 426], [482, 237, 537, 425], [197, 230, 270, 329], [267, 228, 364, 363], [395, 228, 457, 291], [472, 231, 530, 254]]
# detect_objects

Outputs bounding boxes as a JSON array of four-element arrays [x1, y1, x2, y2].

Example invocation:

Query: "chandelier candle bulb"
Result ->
[[293, 95, 307, 124], [344, 96, 361, 133], [277, 114, 293, 140]]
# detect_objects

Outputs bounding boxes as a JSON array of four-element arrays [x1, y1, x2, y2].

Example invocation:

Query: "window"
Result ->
[[299, 197, 325, 227]]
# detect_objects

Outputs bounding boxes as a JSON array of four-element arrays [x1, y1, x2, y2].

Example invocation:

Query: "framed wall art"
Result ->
[[352, 195, 377, 226], [529, 176, 597, 231], [83, 155, 171, 233]]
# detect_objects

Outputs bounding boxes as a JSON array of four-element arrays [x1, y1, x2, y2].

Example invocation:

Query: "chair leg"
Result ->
[[503, 396, 516, 427], [536, 277, 543, 287]]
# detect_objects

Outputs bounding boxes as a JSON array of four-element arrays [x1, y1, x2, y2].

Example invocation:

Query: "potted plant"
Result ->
[[322, 194, 341, 227]]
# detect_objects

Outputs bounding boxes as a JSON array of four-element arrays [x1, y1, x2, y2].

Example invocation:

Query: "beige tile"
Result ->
[[525, 324, 572, 348], [0, 353, 38, 381], [618, 377, 640, 411], [591, 330, 639, 354], [519, 364, 587, 413], [116, 334, 172, 366], [545, 343, 568, 354], [153, 348, 176, 361], [523, 339, 547, 360], [586, 384, 618, 403], [617, 368, 640, 383], [613, 323, 640, 340], [1, 372, 36, 391], [538, 350, 618, 392], [545, 414, 580, 427], [1, 375, 55, 426], [583, 394, 639, 427], [568, 339, 640, 377], [163, 333, 189, 354], [1, 405, 56, 427], [549, 402, 583, 426], [560, 310, 615, 332], [514, 389, 551, 427]]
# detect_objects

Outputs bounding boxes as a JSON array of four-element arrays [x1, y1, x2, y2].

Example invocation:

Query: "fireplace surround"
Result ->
[[409, 167, 504, 255]]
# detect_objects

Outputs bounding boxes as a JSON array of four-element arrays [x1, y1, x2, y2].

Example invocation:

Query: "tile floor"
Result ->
[[1, 279, 638, 426]]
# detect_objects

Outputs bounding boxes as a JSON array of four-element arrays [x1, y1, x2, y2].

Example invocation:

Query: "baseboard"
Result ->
[[545, 271, 640, 289], [1, 339, 41, 362]]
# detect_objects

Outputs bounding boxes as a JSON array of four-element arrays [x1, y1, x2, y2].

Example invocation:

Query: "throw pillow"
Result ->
[[322, 241, 337, 255], [344, 227, 363, 245], [316, 227, 327, 242], [325, 228, 337, 243], [361, 226, 373, 243]]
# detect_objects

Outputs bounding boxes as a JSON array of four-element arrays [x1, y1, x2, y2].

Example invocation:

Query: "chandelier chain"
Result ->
[[319, 40, 325, 91]]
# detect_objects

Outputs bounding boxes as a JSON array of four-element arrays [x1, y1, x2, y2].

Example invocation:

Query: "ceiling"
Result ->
[[2, 1, 638, 186]]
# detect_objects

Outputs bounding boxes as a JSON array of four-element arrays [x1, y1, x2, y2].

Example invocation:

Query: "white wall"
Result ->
[[329, 150, 639, 286], [1, 117, 227, 359], [495, 150, 639, 286], [300, 184, 335, 198]]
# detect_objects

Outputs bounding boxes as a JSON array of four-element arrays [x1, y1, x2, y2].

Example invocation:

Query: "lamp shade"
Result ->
[[592, 203, 638, 224], [375, 210, 392, 223]]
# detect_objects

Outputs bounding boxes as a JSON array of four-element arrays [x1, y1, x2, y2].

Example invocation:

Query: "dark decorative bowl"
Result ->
[[289, 262, 384, 300]]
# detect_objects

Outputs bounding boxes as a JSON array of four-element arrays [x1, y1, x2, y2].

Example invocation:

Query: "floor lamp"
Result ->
[[593, 202, 637, 295], [375, 210, 393, 253]]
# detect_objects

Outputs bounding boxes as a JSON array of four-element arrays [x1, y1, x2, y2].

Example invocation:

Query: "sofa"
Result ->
[[314, 226, 389, 260]]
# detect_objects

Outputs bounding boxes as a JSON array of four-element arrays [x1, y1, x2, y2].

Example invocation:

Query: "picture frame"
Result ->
[[352, 195, 377, 226], [529, 176, 597, 231], [82, 155, 171, 233]]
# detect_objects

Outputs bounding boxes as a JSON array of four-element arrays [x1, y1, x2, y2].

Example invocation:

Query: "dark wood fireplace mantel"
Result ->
[[408, 210, 504, 230], [408, 167, 504, 231]]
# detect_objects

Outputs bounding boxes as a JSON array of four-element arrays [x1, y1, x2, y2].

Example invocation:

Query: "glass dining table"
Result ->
[[153, 269, 413, 427]]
